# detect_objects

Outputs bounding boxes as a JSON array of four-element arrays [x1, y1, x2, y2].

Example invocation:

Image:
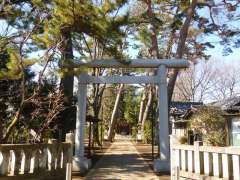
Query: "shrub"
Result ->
[[189, 106, 226, 146], [179, 136, 188, 144]]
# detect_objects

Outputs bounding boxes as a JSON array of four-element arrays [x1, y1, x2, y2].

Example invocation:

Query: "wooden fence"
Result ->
[[171, 138, 240, 180], [0, 139, 72, 180]]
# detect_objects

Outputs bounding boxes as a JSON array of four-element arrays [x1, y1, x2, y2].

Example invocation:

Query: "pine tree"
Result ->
[[31, 0, 130, 140]]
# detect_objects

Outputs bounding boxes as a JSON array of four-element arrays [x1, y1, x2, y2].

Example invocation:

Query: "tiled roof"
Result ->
[[170, 101, 203, 110], [170, 101, 203, 116], [210, 96, 240, 111]]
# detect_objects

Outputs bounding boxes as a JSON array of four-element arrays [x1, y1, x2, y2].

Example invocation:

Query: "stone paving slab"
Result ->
[[74, 135, 170, 180]]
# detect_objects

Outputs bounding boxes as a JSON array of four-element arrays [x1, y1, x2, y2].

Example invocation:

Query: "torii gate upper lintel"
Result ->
[[72, 59, 189, 173]]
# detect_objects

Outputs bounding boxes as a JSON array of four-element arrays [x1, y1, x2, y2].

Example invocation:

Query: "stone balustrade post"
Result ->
[[48, 139, 57, 171], [65, 133, 74, 164], [15, 149, 24, 175], [9, 150, 15, 175], [0, 150, 10, 175], [30, 147, 39, 173], [62, 146, 68, 169], [56, 144, 63, 169], [65, 133, 74, 180], [23, 149, 32, 174], [39, 146, 48, 170]]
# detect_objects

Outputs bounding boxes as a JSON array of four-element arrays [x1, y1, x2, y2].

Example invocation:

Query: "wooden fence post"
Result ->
[[232, 154, 240, 180], [194, 141, 203, 175], [222, 153, 231, 179], [170, 135, 180, 180], [203, 151, 212, 176], [174, 166, 180, 180], [213, 152, 222, 177], [188, 150, 194, 172]]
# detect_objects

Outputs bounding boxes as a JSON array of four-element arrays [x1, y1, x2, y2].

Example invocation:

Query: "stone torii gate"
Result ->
[[72, 59, 189, 173]]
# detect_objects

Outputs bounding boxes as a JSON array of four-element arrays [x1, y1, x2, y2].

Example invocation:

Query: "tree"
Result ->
[[0, 44, 35, 142], [31, 0, 130, 141], [0, 0, 67, 142], [140, 86, 153, 137], [0, 0, 47, 141], [210, 64, 240, 101], [107, 84, 124, 141], [167, 0, 198, 102], [130, 0, 240, 103], [0, 32, 64, 143], [101, 85, 117, 131], [173, 62, 216, 102], [173, 61, 240, 103]]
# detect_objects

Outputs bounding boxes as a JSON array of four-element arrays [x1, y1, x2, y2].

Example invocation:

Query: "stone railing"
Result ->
[[171, 139, 240, 180], [0, 139, 72, 180]]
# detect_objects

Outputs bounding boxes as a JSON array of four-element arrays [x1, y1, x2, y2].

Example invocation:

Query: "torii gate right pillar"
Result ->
[[154, 65, 170, 172]]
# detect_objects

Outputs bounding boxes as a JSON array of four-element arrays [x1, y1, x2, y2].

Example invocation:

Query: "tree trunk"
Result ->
[[60, 30, 74, 104], [59, 29, 75, 139], [137, 0, 159, 140], [167, 0, 198, 102], [107, 84, 124, 141], [141, 86, 153, 135], [92, 84, 106, 146], [137, 88, 146, 132], [145, 0, 161, 59]]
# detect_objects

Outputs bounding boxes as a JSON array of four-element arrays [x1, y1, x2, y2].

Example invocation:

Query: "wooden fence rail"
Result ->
[[0, 139, 72, 180], [171, 137, 240, 180]]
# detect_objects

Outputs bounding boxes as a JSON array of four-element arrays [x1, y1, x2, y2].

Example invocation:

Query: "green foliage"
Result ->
[[0, 46, 35, 80], [143, 120, 153, 144], [33, 0, 129, 59], [189, 107, 226, 146], [102, 86, 116, 125], [0, 38, 36, 142], [8, 126, 30, 143], [123, 86, 139, 126], [131, 126, 137, 139], [98, 123, 105, 143]]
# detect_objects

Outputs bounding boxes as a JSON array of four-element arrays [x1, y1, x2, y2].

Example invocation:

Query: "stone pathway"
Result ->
[[74, 135, 168, 180]]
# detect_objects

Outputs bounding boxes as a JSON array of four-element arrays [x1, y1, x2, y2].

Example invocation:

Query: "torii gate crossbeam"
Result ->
[[72, 59, 189, 173]]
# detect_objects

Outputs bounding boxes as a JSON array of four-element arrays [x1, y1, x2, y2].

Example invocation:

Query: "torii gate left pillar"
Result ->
[[72, 73, 91, 173]]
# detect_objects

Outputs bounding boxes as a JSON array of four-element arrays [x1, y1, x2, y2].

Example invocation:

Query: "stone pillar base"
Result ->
[[104, 135, 108, 140], [137, 133, 143, 141], [72, 156, 92, 174], [153, 159, 170, 173]]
